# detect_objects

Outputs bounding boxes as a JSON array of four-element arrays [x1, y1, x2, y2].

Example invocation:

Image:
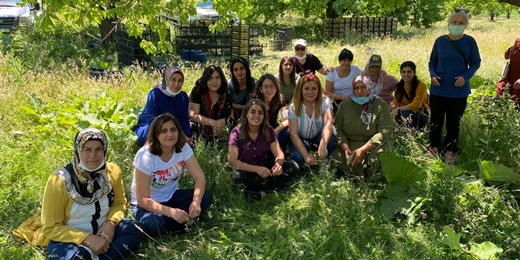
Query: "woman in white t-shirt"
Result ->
[[288, 73, 336, 166], [325, 48, 362, 112], [131, 113, 212, 236]]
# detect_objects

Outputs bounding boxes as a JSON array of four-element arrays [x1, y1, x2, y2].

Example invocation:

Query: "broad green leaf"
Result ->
[[456, 160, 480, 177], [479, 161, 520, 185], [442, 226, 462, 250], [380, 153, 426, 188], [470, 241, 503, 260]]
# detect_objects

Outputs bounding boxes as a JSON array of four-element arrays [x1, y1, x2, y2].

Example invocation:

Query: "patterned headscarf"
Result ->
[[156, 66, 184, 97], [353, 75, 380, 130], [54, 128, 112, 205]]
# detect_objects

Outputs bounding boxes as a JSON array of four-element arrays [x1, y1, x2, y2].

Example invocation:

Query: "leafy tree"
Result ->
[[499, 0, 520, 7], [30, 0, 246, 53]]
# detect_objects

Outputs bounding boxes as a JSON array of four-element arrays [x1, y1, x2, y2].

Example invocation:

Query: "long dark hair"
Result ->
[[253, 74, 282, 112], [278, 56, 296, 84], [395, 61, 419, 103], [230, 57, 255, 94], [147, 113, 187, 155], [238, 99, 271, 142], [194, 65, 228, 95]]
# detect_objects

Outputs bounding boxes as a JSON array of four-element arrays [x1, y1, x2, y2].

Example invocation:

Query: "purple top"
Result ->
[[228, 126, 277, 166]]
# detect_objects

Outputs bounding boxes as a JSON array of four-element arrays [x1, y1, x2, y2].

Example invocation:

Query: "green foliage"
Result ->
[[442, 226, 462, 250], [470, 241, 503, 259]]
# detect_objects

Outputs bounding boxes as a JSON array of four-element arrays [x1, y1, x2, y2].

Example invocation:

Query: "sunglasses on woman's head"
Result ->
[[454, 8, 469, 14]]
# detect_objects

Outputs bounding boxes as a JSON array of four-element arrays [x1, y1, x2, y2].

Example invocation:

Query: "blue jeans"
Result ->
[[289, 132, 336, 164], [277, 128, 290, 151], [395, 110, 428, 130], [47, 218, 145, 260], [132, 189, 213, 237]]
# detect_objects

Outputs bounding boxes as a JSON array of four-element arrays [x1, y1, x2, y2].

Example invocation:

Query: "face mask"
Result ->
[[166, 87, 182, 96], [79, 158, 105, 171], [352, 96, 369, 105], [448, 24, 465, 37], [295, 54, 306, 60]]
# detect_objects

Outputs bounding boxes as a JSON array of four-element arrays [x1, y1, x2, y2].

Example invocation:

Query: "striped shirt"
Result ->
[[288, 96, 333, 139]]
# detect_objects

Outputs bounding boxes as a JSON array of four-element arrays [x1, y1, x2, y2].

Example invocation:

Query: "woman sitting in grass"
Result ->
[[14, 128, 145, 260], [332, 75, 393, 177], [324, 48, 362, 111], [228, 57, 258, 118], [189, 65, 234, 143], [288, 73, 336, 166], [274, 56, 300, 104], [227, 99, 299, 202], [133, 67, 191, 147], [253, 74, 290, 151], [391, 61, 430, 130], [361, 54, 399, 107], [131, 113, 212, 236]]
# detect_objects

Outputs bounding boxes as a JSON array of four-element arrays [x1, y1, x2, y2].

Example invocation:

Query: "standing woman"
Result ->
[[428, 9, 481, 164], [133, 67, 191, 147], [227, 99, 298, 202], [228, 57, 258, 118], [332, 76, 393, 177], [14, 129, 145, 260], [274, 56, 301, 104], [288, 73, 336, 166], [325, 48, 363, 109], [189, 65, 234, 142], [253, 74, 290, 150], [131, 113, 213, 237], [496, 37, 520, 105], [391, 61, 430, 130]]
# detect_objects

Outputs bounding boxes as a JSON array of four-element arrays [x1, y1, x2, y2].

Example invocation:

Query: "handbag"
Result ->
[[501, 48, 514, 80]]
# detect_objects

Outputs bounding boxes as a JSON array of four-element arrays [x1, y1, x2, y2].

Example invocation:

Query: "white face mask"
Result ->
[[79, 158, 105, 171], [166, 87, 182, 96], [295, 54, 307, 60]]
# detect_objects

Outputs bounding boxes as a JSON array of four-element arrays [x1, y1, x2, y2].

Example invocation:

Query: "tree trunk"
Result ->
[[326, 0, 339, 18], [489, 12, 495, 22], [498, 0, 520, 7], [506, 9, 511, 19], [99, 18, 118, 44]]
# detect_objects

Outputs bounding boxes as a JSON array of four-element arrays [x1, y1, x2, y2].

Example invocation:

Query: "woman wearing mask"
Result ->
[[134, 67, 191, 147], [428, 8, 481, 164]]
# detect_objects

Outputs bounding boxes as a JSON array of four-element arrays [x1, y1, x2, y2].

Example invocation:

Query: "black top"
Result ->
[[293, 54, 324, 76], [189, 85, 233, 120], [267, 98, 287, 128]]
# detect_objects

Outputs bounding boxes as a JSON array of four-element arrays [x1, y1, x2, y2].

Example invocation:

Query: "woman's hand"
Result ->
[[304, 153, 318, 166], [454, 76, 465, 87], [213, 118, 226, 135], [255, 166, 272, 178], [82, 234, 110, 255], [391, 109, 399, 117], [342, 95, 351, 100], [168, 207, 189, 224], [271, 162, 283, 176], [188, 200, 201, 218], [351, 148, 366, 166], [317, 144, 328, 160], [96, 220, 116, 243], [431, 76, 441, 86], [514, 79, 520, 89]]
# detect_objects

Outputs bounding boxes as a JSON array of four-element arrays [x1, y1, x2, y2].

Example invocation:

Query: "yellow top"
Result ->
[[392, 80, 430, 114], [13, 163, 126, 246]]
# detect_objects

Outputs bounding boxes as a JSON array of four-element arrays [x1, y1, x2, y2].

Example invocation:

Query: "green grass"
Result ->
[[1, 16, 520, 259]]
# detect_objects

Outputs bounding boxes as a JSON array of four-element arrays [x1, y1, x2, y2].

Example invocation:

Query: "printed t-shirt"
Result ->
[[293, 54, 323, 76], [288, 96, 333, 139], [131, 143, 193, 204]]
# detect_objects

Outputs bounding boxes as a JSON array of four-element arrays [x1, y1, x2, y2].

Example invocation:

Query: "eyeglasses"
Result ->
[[295, 47, 306, 51], [454, 8, 470, 14], [262, 84, 276, 89]]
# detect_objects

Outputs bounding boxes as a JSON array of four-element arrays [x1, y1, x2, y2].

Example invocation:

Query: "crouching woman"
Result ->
[[228, 99, 299, 202]]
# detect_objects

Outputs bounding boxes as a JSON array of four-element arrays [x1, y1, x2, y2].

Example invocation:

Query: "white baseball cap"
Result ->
[[293, 39, 308, 48]]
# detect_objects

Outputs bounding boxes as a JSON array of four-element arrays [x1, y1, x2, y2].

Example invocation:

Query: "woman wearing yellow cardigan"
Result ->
[[391, 61, 430, 130], [14, 129, 145, 260]]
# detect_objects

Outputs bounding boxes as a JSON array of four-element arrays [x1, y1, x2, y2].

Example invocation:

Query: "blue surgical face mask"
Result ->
[[448, 24, 465, 37], [352, 96, 369, 105]]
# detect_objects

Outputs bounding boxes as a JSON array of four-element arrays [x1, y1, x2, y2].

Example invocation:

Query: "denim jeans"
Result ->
[[289, 132, 336, 164]]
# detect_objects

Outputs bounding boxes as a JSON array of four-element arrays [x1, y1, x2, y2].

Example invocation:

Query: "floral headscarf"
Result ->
[[156, 66, 184, 97], [353, 75, 380, 130], [54, 128, 112, 205]]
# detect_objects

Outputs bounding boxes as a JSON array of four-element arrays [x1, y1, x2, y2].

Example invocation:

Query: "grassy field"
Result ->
[[1, 14, 520, 259]]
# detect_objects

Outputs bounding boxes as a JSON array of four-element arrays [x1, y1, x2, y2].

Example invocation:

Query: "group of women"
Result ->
[[14, 8, 489, 260]]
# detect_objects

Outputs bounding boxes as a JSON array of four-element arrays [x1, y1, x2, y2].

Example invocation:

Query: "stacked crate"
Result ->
[[269, 27, 293, 51], [115, 30, 151, 67], [176, 21, 233, 57], [232, 24, 250, 60], [249, 26, 263, 56], [322, 17, 398, 40]]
